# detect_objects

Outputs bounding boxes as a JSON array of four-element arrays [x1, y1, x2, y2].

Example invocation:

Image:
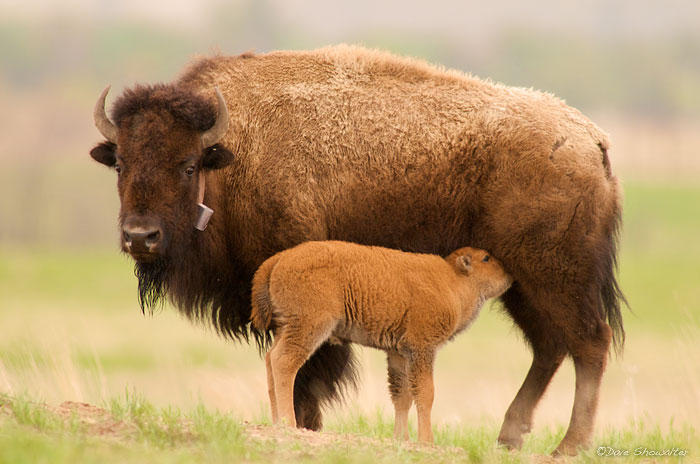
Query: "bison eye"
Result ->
[[114, 164, 122, 175], [185, 166, 195, 177], [482, 255, 490, 263]]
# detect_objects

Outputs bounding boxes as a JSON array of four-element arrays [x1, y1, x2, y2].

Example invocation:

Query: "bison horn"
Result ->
[[201, 87, 230, 148], [94, 85, 118, 143]]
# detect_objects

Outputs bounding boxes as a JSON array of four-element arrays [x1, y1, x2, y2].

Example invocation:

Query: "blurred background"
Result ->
[[1, 0, 698, 434]]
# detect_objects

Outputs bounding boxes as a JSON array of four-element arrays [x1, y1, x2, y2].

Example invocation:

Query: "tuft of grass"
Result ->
[[107, 388, 154, 422], [328, 407, 396, 439], [187, 404, 249, 459], [107, 389, 190, 448], [434, 421, 503, 463], [6, 393, 64, 433]]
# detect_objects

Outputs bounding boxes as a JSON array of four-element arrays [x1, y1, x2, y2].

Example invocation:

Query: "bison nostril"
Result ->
[[146, 231, 161, 247], [121, 224, 161, 253]]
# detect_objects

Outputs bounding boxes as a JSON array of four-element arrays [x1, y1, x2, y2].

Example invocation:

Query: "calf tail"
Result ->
[[250, 254, 281, 352], [249, 251, 359, 432]]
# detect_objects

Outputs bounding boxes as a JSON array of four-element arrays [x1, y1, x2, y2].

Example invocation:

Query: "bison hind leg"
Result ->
[[499, 281, 614, 455], [553, 319, 612, 456]]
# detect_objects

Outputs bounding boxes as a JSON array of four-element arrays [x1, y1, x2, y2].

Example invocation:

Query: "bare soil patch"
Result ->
[[50, 401, 137, 437]]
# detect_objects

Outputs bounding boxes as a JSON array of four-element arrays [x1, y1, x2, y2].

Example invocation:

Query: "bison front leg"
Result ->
[[409, 350, 436, 443], [387, 351, 412, 440], [498, 346, 566, 450], [498, 287, 567, 450]]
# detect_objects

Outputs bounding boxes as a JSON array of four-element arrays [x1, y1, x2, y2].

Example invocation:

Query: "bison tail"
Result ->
[[250, 254, 281, 352], [599, 180, 628, 355]]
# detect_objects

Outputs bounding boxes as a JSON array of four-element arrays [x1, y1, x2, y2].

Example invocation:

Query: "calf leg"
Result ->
[[409, 350, 436, 443], [265, 340, 279, 423], [498, 287, 566, 450], [269, 317, 338, 427], [269, 331, 325, 427], [387, 351, 412, 440], [268, 334, 305, 426]]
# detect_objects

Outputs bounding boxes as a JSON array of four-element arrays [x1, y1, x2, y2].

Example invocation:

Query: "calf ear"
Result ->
[[456, 255, 472, 275], [90, 141, 117, 167], [202, 143, 235, 170]]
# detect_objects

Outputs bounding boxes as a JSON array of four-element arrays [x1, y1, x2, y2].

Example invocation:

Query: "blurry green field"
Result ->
[[618, 181, 700, 332], [1, 180, 699, 461]]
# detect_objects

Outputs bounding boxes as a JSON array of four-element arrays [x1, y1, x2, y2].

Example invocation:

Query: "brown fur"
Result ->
[[111, 83, 216, 132], [90, 44, 625, 455], [251, 241, 512, 442]]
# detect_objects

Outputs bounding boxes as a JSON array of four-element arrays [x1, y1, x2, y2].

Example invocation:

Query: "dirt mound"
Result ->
[[50, 401, 137, 437]]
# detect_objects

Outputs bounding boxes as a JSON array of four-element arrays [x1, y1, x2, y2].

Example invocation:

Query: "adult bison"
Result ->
[[90, 45, 625, 456]]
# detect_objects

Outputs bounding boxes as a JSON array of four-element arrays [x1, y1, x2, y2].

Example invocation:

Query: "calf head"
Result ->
[[449, 247, 513, 299]]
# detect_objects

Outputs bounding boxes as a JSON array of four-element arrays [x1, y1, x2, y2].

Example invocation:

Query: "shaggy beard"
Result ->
[[134, 258, 170, 313]]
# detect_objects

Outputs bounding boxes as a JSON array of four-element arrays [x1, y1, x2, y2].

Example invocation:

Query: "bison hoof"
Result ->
[[497, 433, 523, 451], [497, 420, 530, 451], [552, 441, 583, 457]]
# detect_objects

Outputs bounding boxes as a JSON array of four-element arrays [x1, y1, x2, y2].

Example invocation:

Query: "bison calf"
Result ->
[[250, 240, 512, 442]]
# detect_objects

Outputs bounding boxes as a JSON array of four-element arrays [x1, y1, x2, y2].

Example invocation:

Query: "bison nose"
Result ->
[[122, 224, 162, 254]]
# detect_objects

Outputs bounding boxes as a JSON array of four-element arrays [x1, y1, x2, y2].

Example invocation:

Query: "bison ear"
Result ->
[[202, 143, 234, 170], [456, 255, 472, 275], [90, 141, 117, 167]]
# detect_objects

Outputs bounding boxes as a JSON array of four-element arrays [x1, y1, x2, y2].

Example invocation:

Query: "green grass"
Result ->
[[0, 393, 697, 463], [0, 393, 252, 464]]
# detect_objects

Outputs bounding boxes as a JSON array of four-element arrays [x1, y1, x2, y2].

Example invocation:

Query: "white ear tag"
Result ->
[[195, 203, 214, 231]]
